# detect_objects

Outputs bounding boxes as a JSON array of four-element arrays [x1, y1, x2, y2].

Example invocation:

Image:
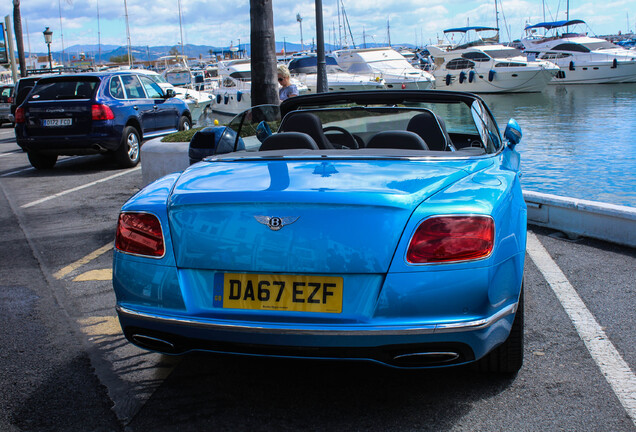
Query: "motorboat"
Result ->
[[209, 59, 308, 116], [160, 55, 217, 91], [288, 54, 386, 93], [521, 20, 636, 84], [208, 59, 253, 116], [428, 26, 559, 93], [135, 69, 215, 126], [333, 47, 435, 89]]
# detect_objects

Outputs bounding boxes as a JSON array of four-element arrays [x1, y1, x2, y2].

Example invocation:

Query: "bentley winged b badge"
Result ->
[[254, 216, 299, 231]]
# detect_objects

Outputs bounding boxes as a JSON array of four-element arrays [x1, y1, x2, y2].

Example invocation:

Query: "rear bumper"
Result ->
[[116, 302, 517, 368], [16, 132, 121, 154]]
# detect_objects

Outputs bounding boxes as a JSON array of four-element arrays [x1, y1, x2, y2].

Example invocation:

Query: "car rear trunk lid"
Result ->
[[167, 158, 480, 274]]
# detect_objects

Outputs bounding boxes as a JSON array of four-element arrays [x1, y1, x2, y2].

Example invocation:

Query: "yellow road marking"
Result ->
[[54, 243, 113, 280], [78, 315, 122, 337], [73, 268, 113, 282]]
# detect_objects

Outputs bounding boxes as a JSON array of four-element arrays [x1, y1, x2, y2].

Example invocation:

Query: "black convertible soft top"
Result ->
[[279, 90, 488, 116]]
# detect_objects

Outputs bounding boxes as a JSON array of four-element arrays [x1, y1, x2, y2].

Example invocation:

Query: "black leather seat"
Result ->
[[406, 111, 455, 151], [259, 132, 319, 151], [366, 131, 429, 150], [278, 112, 335, 149]]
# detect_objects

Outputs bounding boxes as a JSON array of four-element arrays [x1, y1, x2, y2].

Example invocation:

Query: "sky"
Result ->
[[1, 0, 634, 54]]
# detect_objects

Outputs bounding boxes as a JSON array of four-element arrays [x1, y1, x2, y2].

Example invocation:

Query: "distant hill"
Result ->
[[34, 41, 416, 64]]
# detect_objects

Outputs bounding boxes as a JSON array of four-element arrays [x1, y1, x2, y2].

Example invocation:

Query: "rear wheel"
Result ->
[[178, 115, 191, 131], [115, 126, 141, 168], [27, 152, 58, 169], [476, 283, 524, 374]]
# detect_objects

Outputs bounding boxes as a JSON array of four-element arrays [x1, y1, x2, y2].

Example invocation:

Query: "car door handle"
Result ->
[[133, 105, 138, 110], [153, 105, 158, 110]]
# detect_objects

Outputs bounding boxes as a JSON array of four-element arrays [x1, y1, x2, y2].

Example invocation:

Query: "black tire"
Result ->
[[27, 152, 57, 169], [178, 115, 191, 131], [115, 126, 141, 168], [476, 283, 524, 374]]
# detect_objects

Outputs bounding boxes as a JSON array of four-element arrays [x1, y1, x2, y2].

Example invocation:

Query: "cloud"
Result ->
[[0, 0, 631, 52]]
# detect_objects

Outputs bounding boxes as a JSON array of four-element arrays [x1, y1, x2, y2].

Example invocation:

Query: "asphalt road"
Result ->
[[0, 124, 634, 432]]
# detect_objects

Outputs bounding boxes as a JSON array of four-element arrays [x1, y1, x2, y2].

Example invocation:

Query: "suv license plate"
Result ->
[[43, 118, 72, 127]]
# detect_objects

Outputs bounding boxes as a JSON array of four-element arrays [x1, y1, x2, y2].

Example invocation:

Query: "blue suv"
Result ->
[[15, 71, 192, 169]]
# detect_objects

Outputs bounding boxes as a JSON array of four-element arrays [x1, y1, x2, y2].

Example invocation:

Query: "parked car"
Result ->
[[9, 76, 43, 123], [0, 84, 15, 126], [15, 71, 192, 169], [113, 90, 527, 373]]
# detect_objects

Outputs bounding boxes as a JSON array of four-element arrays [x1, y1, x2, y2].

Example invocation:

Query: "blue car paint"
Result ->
[[114, 144, 526, 366]]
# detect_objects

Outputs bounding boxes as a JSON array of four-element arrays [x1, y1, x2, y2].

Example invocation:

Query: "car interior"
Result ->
[[258, 108, 491, 155]]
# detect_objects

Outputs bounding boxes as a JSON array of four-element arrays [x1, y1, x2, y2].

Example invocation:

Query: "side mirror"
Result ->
[[504, 118, 522, 148], [164, 88, 176, 99], [188, 126, 245, 164], [255, 121, 272, 143]]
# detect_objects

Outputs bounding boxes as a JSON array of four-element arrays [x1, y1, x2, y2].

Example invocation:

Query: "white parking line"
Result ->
[[527, 232, 636, 426], [0, 150, 21, 158], [0, 156, 85, 177], [21, 166, 141, 208]]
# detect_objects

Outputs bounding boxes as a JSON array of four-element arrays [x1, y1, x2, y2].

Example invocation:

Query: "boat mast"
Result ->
[[341, 1, 356, 48], [178, 0, 185, 57], [97, 0, 101, 65], [387, 18, 391, 47], [123, 0, 132, 67], [337, 0, 342, 48], [494, 0, 499, 30], [58, 0, 65, 65]]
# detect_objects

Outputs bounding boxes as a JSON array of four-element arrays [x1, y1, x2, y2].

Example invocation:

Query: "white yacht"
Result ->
[[522, 20, 636, 84], [333, 47, 435, 89], [209, 59, 308, 116], [135, 69, 215, 126], [288, 54, 386, 93], [160, 55, 217, 92], [428, 27, 559, 93]]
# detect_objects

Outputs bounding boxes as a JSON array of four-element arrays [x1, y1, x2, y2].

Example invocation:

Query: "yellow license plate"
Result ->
[[218, 273, 343, 313]]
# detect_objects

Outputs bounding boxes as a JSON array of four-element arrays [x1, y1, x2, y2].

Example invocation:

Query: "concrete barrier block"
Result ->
[[141, 138, 190, 186]]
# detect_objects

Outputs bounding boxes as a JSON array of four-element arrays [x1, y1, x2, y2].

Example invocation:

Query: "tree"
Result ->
[[13, 0, 26, 77], [169, 46, 180, 56], [250, 0, 278, 105], [110, 54, 134, 64]]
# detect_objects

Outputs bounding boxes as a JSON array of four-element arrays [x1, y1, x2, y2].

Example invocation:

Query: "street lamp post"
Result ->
[[43, 26, 53, 69]]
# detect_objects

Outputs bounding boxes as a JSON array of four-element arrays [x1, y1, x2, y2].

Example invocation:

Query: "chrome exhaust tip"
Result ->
[[131, 334, 176, 352], [392, 352, 460, 367]]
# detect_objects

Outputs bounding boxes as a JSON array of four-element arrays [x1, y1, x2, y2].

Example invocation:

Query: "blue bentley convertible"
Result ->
[[113, 90, 526, 373]]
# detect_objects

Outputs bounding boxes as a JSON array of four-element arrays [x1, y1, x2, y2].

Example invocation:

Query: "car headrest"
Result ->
[[259, 132, 320, 151], [406, 111, 452, 151], [366, 131, 429, 150], [279, 112, 334, 149]]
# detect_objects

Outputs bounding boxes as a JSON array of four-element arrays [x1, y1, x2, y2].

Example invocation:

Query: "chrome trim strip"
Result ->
[[116, 303, 517, 336]]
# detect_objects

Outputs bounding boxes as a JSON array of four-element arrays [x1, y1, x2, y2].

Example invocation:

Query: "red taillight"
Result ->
[[92, 103, 115, 121], [8, 96, 13, 104], [115, 213, 164, 257], [15, 106, 26, 123], [406, 216, 494, 264]]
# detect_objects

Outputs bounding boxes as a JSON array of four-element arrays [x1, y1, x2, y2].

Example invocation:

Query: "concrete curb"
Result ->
[[140, 141, 636, 248], [524, 190, 636, 248], [140, 137, 190, 186]]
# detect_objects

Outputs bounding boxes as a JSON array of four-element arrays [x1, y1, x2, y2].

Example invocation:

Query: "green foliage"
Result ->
[[161, 127, 204, 142], [109, 54, 134, 63]]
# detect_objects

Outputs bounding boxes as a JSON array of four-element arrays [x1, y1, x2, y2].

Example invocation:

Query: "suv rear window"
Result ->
[[30, 78, 99, 101]]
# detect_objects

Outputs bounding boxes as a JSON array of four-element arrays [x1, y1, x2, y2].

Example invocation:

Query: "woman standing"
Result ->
[[277, 64, 299, 102]]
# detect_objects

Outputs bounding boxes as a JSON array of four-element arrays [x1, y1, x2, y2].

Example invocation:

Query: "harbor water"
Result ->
[[481, 83, 636, 208]]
